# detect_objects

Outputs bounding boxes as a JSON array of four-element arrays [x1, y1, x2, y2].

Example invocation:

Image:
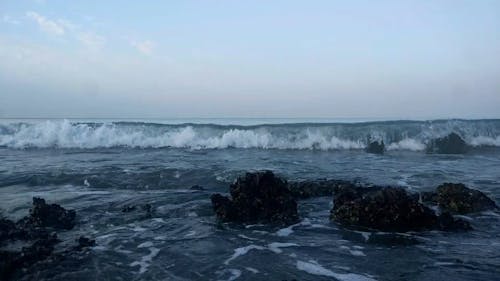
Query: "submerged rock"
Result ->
[[434, 183, 498, 214], [331, 185, 470, 232], [366, 140, 385, 154], [74, 236, 96, 251], [211, 171, 299, 225], [426, 132, 468, 154]]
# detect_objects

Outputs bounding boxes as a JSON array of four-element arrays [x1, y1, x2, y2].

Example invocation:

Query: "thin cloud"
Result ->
[[131, 40, 155, 55], [26, 11, 64, 35], [78, 32, 105, 50], [2, 15, 21, 25]]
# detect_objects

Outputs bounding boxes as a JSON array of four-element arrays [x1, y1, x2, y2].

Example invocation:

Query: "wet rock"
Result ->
[[0, 198, 86, 280], [190, 185, 205, 191], [435, 183, 498, 214], [288, 179, 356, 199], [331, 185, 473, 232], [366, 140, 385, 154], [420, 191, 438, 204], [426, 132, 468, 154], [26, 197, 76, 230], [211, 171, 299, 225], [331, 186, 431, 231], [0, 233, 59, 280], [0, 219, 17, 245], [436, 212, 472, 231], [73, 236, 96, 251]]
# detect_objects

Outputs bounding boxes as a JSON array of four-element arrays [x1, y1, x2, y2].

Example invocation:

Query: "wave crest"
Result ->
[[1, 119, 499, 150]]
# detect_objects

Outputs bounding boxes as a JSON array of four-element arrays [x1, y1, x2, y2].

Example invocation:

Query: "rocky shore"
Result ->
[[1, 170, 498, 279], [211, 171, 498, 233], [0, 198, 94, 280]]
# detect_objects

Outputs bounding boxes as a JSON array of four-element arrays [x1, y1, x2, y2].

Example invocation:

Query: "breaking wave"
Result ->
[[0, 119, 499, 150]]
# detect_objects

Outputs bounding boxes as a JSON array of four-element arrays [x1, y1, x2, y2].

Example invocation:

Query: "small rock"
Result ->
[[74, 236, 96, 251], [190, 185, 205, 191], [426, 132, 468, 154], [366, 140, 385, 154], [435, 183, 498, 214]]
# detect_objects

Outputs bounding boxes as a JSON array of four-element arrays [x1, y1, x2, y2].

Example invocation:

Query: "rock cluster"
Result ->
[[330, 185, 471, 232], [211, 171, 498, 233], [0, 197, 93, 280]]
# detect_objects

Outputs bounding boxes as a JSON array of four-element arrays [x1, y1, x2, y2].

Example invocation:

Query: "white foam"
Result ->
[[296, 260, 377, 281], [223, 269, 242, 281], [267, 242, 299, 254], [245, 267, 259, 274], [0, 120, 364, 150], [470, 136, 500, 147], [138, 241, 153, 248], [276, 219, 311, 237], [387, 138, 425, 151], [130, 247, 160, 274], [224, 245, 266, 265]]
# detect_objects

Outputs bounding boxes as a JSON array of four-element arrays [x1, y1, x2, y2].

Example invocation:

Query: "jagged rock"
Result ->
[[366, 140, 385, 154], [0, 198, 86, 280], [434, 183, 498, 214], [211, 171, 299, 225], [288, 179, 356, 199], [331, 186, 438, 232], [0, 233, 59, 280], [26, 197, 76, 230], [331, 185, 471, 232], [426, 132, 468, 154]]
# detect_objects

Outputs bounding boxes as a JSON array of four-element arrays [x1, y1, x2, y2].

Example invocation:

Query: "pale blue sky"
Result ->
[[1, 0, 499, 119]]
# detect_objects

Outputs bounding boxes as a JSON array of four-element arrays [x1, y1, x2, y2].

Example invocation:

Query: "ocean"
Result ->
[[1, 118, 499, 280]]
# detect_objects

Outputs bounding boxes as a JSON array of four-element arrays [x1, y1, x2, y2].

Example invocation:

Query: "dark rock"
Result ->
[[426, 132, 468, 154], [0, 234, 59, 280], [27, 197, 76, 230], [288, 179, 355, 199], [121, 205, 137, 212], [331, 186, 437, 232], [436, 212, 472, 231], [211, 171, 299, 225], [121, 204, 153, 218], [74, 236, 96, 251], [435, 183, 498, 214], [420, 191, 438, 204], [190, 185, 205, 191], [366, 140, 385, 154], [0, 219, 17, 244]]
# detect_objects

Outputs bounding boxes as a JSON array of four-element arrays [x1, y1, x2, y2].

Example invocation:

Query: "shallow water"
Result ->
[[0, 119, 499, 280]]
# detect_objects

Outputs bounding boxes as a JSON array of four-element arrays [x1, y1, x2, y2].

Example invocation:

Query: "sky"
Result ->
[[0, 0, 499, 119]]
